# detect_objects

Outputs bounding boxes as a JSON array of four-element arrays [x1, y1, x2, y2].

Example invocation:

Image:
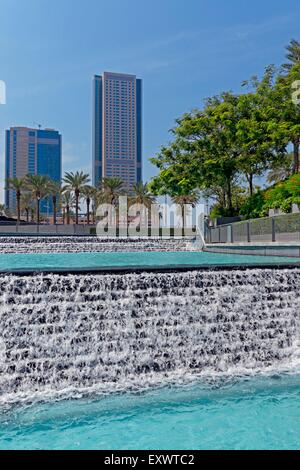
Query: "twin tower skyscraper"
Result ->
[[92, 71, 142, 190]]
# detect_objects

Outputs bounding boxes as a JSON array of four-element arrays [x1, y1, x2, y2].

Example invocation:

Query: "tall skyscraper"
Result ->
[[5, 127, 62, 213], [92, 71, 142, 189]]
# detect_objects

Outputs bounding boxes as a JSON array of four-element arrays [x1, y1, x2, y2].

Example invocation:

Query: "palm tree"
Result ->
[[61, 191, 76, 225], [0, 204, 8, 217], [63, 171, 90, 224], [284, 39, 300, 70], [91, 189, 106, 224], [25, 175, 51, 225], [172, 191, 200, 235], [130, 182, 156, 230], [49, 180, 63, 224], [99, 177, 124, 205], [20, 192, 33, 223], [131, 182, 156, 207], [98, 177, 124, 228], [6, 177, 27, 225], [82, 185, 96, 225]]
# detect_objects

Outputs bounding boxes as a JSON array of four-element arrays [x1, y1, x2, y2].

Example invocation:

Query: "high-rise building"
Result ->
[[5, 127, 62, 214], [92, 71, 142, 189]]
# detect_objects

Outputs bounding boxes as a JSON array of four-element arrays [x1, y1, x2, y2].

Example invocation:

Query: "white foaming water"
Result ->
[[0, 237, 197, 254], [0, 268, 300, 405]]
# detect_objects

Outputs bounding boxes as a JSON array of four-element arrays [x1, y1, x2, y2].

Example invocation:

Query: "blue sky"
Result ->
[[1, 0, 300, 202]]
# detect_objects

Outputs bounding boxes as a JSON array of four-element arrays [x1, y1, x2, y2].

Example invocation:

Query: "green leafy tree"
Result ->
[[210, 184, 247, 218], [242, 61, 300, 175], [151, 93, 241, 215], [63, 171, 90, 224], [239, 191, 267, 219], [150, 40, 300, 219], [264, 182, 292, 213], [285, 173, 300, 199], [237, 73, 286, 195], [267, 153, 294, 184], [271, 63, 300, 173], [149, 142, 200, 200]]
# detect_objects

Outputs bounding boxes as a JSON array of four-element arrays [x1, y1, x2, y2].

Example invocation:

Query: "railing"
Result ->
[[0, 224, 95, 236], [0, 224, 198, 238], [89, 227, 197, 238], [206, 213, 300, 244]]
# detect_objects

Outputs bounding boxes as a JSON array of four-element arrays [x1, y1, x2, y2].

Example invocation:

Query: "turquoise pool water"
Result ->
[[0, 251, 299, 271], [0, 375, 299, 450]]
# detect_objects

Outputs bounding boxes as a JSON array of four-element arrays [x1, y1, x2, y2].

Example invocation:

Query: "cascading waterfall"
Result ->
[[0, 237, 197, 254], [0, 268, 300, 404]]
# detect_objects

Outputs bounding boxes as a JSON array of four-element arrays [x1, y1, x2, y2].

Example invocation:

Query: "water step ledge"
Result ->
[[1, 263, 300, 276]]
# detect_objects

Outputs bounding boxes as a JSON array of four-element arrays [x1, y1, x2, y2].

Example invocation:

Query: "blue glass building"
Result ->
[[5, 127, 62, 214], [92, 72, 142, 189]]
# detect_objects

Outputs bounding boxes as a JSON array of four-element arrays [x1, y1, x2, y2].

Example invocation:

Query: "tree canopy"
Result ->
[[150, 39, 300, 217]]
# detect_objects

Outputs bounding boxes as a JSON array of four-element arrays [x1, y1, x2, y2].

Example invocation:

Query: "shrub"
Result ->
[[264, 183, 290, 210], [239, 191, 266, 219], [285, 173, 300, 198], [210, 204, 240, 219], [238, 174, 300, 219]]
